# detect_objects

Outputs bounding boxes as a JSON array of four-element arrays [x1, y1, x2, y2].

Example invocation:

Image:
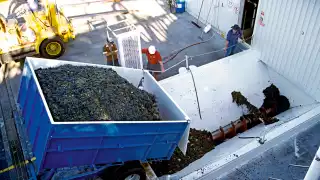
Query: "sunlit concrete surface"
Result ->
[[1, 0, 247, 81], [58, 0, 234, 80]]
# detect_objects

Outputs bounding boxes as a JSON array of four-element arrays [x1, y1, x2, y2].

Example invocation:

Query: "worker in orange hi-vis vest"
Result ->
[[103, 38, 120, 66], [141, 45, 165, 81]]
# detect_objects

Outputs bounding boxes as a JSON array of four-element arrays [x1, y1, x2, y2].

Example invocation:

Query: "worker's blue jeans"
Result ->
[[225, 45, 236, 57]]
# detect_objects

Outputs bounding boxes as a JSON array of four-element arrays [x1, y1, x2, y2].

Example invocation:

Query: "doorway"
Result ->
[[241, 0, 259, 44]]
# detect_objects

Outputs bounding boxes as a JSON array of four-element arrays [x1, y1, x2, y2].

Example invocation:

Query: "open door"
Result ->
[[241, 0, 259, 44]]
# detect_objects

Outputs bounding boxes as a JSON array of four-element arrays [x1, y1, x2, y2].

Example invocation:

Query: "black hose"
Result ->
[[163, 33, 215, 64]]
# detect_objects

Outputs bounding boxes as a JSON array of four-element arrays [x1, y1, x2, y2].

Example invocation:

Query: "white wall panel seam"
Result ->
[[253, 0, 320, 101], [286, 0, 315, 92], [287, 0, 309, 81], [281, 0, 301, 78], [265, 0, 281, 65], [262, 0, 282, 66], [298, 2, 319, 87], [309, 47, 320, 96], [282, 0, 304, 80], [278, 0, 294, 74], [312, 50, 320, 99], [304, 12, 320, 92], [269, 0, 287, 69], [277, 0, 295, 74], [291, 0, 313, 82], [309, 55, 320, 98]]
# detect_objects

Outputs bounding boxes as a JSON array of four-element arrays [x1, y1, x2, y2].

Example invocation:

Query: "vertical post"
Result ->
[[105, 19, 111, 42], [185, 55, 189, 70], [304, 146, 320, 180]]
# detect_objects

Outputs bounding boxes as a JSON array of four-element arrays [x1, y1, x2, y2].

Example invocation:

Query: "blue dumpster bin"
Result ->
[[176, 0, 185, 13], [18, 58, 190, 174]]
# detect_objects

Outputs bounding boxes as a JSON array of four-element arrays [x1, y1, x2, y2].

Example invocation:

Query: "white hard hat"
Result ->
[[148, 45, 156, 54]]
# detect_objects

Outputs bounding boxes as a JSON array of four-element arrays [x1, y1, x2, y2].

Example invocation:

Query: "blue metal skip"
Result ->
[[18, 58, 190, 174]]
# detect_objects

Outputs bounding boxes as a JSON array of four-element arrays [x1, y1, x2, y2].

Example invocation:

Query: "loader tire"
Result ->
[[40, 37, 65, 59]]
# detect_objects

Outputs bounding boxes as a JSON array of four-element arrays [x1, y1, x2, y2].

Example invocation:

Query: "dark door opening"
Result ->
[[241, 0, 259, 44]]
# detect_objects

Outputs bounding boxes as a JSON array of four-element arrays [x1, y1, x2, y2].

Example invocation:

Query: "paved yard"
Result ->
[[0, 0, 248, 95], [58, 0, 238, 80], [1, 0, 247, 83]]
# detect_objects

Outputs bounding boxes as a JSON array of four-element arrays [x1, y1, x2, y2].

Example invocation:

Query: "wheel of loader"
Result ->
[[40, 37, 65, 59]]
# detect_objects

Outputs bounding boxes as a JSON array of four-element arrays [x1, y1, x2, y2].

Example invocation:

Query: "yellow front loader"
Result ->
[[0, 0, 75, 64]]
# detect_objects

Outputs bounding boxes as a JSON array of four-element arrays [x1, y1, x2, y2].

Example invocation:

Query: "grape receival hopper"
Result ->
[[17, 57, 190, 178]]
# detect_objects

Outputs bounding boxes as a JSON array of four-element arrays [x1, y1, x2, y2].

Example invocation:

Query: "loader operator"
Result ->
[[224, 24, 244, 57], [27, 0, 44, 11], [142, 45, 164, 81]]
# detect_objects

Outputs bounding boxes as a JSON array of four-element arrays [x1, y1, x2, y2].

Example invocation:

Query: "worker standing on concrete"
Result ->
[[224, 24, 244, 57], [142, 45, 165, 81], [103, 38, 120, 66]]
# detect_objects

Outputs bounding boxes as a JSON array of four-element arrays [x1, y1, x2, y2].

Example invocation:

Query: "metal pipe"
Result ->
[[304, 146, 320, 180], [205, 0, 215, 24], [196, 0, 205, 25], [185, 55, 189, 69], [199, 0, 216, 39]]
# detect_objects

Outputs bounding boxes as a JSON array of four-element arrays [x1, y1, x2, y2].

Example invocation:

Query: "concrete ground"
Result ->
[[0, 0, 248, 83], [57, 0, 246, 80]]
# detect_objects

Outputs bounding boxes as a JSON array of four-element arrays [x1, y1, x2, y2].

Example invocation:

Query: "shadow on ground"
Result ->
[[60, 0, 248, 80]]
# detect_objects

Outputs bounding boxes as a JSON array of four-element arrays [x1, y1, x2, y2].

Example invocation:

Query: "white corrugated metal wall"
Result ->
[[186, 0, 242, 36], [252, 0, 320, 101]]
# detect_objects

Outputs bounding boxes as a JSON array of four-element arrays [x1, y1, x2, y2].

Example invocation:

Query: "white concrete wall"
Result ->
[[252, 0, 320, 102], [186, 0, 242, 37], [160, 50, 317, 132]]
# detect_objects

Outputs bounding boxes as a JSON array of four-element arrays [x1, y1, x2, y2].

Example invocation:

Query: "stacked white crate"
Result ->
[[107, 20, 143, 69]]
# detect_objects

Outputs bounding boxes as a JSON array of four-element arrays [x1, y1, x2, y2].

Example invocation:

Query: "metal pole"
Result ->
[[304, 146, 320, 180], [185, 55, 189, 69], [196, 0, 205, 24], [103, 18, 110, 41], [199, 0, 216, 40]]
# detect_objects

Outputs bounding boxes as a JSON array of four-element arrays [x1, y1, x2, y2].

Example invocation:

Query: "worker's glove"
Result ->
[[224, 47, 227, 52]]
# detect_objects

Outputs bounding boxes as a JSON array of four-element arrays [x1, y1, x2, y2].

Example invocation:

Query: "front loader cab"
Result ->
[[24, 0, 75, 59], [27, 0, 45, 12]]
